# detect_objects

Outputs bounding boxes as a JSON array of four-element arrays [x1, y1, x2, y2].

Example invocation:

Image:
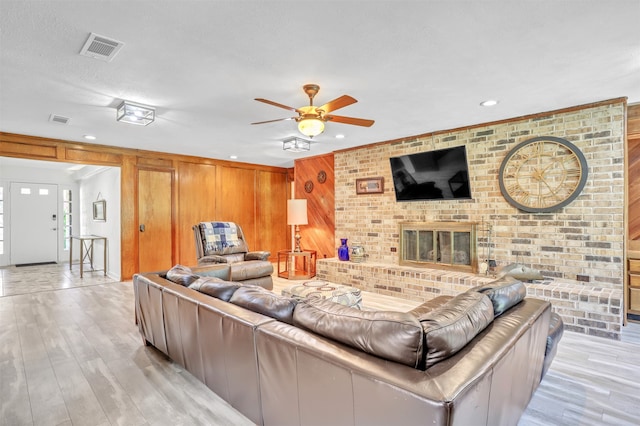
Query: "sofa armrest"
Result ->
[[199, 255, 229, 264], [245, 251, 271, 261]]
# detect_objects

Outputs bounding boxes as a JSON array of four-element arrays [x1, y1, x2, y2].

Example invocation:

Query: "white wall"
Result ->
[[78, 167, 121, 280]]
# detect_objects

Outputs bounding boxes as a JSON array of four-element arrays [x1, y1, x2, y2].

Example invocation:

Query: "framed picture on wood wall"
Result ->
[[356, 177, 384, 194]]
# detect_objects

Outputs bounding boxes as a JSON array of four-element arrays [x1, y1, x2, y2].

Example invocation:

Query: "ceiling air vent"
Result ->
[[79, 33, 124, 62], [49, 114, 71, 125]]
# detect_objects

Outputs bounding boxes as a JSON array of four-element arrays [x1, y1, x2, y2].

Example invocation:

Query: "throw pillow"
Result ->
[[497, 263, 544, 281], [165, 264, 200, 286], [419, 291, 494, 369], [469, 276, 527, 317]]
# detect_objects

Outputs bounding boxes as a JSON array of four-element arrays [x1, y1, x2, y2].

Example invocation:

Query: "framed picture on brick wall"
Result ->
[[356, 177, 384, 194]]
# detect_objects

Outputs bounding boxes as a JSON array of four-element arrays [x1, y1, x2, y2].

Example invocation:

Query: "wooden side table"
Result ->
[[277, 250, 317, 280], [70, 235, 107, 278]]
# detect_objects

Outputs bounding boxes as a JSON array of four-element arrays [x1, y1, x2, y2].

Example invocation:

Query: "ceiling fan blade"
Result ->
[[251, 117, 295, 125], [317, 95, 357, 114], [255, 98, 302, 113], [325, 114, 375, 127]]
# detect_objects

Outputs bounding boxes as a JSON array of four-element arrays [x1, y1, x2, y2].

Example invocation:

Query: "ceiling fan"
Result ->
[[251, 84, 375, 138]]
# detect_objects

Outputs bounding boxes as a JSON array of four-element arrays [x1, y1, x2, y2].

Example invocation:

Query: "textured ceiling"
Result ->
[[1, 1, 639, 168]]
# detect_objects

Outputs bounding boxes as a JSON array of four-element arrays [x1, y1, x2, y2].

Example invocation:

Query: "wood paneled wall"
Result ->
[[177, 161, 218, 266], [0, 132, 289, 279], [628, 103, 640, 240], [294, 153, 335, 259], [256, 170, 289, 255]]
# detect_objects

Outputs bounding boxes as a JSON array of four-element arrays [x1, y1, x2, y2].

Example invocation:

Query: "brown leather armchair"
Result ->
[[192, 221, 273, 289]]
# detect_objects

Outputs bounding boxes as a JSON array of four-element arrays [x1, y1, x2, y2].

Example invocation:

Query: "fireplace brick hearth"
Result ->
[[317, 258, 623, 340]]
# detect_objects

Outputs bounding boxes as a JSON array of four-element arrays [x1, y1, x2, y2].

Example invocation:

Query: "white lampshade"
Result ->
[[287, 199, 308, 225], [297, 117, 325, 138]]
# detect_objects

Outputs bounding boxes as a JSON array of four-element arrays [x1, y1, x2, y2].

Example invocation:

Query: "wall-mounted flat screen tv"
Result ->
[[389, 146, 472, 201]]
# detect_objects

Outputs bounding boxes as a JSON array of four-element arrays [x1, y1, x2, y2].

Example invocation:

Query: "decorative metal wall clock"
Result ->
[[498, 136, 588, 213], [304, 180, 314, 193]]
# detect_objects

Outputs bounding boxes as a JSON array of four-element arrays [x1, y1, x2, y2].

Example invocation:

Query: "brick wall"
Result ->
[[328, 99, 626, 339]]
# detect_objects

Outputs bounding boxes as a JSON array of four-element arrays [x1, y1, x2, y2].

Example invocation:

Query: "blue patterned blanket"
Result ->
[[199, 222, 242, 254]]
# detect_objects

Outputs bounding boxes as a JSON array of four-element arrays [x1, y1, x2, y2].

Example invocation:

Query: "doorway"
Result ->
[[10, 182, 58, 265]]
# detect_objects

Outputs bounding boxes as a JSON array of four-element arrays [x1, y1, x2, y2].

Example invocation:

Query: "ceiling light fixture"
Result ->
[[283, 136, 311, 152], [335, 134, 345, 139], [480, 99, 499, 107], [83, 134, 96, 140], [116, 101, 155, 126], [297, 117, 325, 138]]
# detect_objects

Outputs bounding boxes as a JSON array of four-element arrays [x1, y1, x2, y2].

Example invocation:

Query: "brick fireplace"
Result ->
[[399, 221, 478, 273], [329, 99, 625, 339]]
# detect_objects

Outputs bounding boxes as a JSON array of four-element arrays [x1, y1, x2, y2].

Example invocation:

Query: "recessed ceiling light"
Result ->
[[335, 134, 345, 139], [480, 99, 499, 107], [83, 134, 97, 140], [229, 155, 238, 160]]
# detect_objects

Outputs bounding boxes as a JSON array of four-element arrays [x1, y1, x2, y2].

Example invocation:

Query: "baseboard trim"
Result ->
[[16, 261, 57, 267]]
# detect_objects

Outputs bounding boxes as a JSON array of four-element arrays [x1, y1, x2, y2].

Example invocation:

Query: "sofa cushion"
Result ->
[[188, 277, 241, 302], [245, 251, 271, 261], [229, 286, 297, 324], [230, 260, 274, 281], [469, 276, 527, 316], [165, 264, 200, 286], [198, 254, 230, 264], [408, 295, 454, 318], [192, 264, 232, 281], [293, 297, 424, 368], [418, 291, 494, 369], [542, 312, 564, 379]]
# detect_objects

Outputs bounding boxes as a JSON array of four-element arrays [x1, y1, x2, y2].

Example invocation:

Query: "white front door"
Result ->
[[10, 182, 58, 265]]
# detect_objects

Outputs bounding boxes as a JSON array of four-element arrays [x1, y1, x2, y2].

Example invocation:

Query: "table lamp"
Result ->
[[287, 199, 308, 252]]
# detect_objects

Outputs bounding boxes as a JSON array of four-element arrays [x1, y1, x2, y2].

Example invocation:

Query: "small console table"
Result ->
[[70, 235, 107, 278], [277, 250, 317, 280]]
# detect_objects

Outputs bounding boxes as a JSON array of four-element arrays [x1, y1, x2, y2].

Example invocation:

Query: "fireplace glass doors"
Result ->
[[399, 222, 478, 273]]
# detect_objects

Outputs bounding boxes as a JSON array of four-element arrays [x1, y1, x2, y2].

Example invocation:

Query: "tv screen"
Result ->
[[389, 146, 472, 201]]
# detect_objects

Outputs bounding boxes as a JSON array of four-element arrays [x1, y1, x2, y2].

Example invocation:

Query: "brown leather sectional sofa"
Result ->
[[133, 268, 561, 426]]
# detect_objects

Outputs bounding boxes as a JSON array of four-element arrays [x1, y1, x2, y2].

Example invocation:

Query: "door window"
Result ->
[[63, 189, 72, 251]]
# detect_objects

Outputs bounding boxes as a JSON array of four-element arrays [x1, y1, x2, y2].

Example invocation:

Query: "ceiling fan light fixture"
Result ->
[[117, 101, 155, 125], [283, 136, 311, 152], [297, 117, 324, 138]]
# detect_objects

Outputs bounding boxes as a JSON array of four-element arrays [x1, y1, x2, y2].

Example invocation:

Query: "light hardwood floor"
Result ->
[[1, 264, 639, 425]]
